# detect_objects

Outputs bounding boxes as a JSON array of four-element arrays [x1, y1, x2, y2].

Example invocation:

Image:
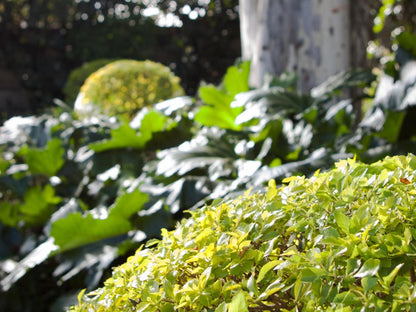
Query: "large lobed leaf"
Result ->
[[89, 110, 174, 152], [51, 189, 148, 252], [18, 138, 65, 177], [194, 62, 250, 130]]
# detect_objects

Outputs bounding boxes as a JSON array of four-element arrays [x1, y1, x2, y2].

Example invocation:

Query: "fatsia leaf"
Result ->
[[0, 184, 61, 227], [396, 31, 416, 57], [250, 148, 330, 185], [195, 105, 243, 130], [89, 122, 146, 152], [51, 190, 147, 252], [18, 138, 65, 176], [0, 201, 20, 227], [156, 129, 236, 178], [377, 111, 406, 143], [0, 155, 10, 174], [195, 87, 243, 130], [138, 109, 172, 135], [90, 110, 173, 152], [20, 184, 61, 225], [109, 189, 148, 219], [195, 62, 250, 130], [51, 212, 131, 252], [223, 61, 250, 96]]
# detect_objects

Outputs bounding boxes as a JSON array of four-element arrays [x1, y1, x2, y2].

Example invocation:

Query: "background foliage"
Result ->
[[75, 59, 184, 119], [0, 0, 240, 119], [62, 58, 117, 106]]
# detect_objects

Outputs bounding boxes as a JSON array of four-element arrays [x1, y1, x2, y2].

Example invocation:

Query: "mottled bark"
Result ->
[[240, 0, 354, 91], [349, 1, 377, 69], [349, 1, 377, 124]]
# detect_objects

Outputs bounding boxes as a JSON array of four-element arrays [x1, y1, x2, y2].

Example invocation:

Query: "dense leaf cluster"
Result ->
[[71, 154, 416, 311], [75, 60, 184, 119], [62, 59, 118, 106]]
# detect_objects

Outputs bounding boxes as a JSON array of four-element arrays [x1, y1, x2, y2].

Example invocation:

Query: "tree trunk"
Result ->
[[240, 0, 356, 92]]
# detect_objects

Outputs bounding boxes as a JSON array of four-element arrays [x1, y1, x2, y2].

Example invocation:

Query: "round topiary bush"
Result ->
[[63, 58, 117, 106], [70, 154, 416, 311], [74, 60, 184, 119]]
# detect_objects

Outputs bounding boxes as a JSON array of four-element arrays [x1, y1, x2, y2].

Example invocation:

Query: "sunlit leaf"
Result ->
[[18, 138, 65, 176], [90, 110, 173, 152], [333, 291, 361, 305], [257, 260, 280, 283], [109, 189, 148, 219], [51, 212, 131, 252], [194, 62, 250, 130], [354, 259, 380, 278], [228, 291, 248, 312]]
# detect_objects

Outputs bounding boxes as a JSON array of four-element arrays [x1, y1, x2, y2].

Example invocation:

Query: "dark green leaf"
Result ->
[[0, 238, 58, 291], [300, 267, 327, 282], [396, 31, 416, 57]]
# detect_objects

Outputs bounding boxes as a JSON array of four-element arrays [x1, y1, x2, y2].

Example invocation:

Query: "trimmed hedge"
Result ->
[[62, 58, 117, 106], [74, 60, 184, 119], [70, 154, 416, 311]]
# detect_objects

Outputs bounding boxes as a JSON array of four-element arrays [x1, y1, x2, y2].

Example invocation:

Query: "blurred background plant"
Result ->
[[74, 59, 184, 119], [368, 0, 416, 78], [62, 58, 117, 106], [0, 0, 240, 120]]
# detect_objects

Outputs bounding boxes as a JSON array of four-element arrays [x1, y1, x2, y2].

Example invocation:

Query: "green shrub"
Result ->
[[70, 154, 416, 311], [74, 60, 184, 119], [63, 58, 117, 106]]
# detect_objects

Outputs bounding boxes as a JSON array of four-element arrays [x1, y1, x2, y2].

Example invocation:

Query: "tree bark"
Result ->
[[240, 0, 354, 91]]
